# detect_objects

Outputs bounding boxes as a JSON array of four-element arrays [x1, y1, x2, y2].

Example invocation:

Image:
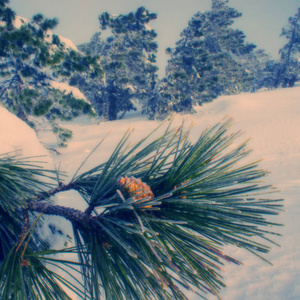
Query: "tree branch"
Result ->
[[27, 201, 91, 224], [25, 182, 98, 228]]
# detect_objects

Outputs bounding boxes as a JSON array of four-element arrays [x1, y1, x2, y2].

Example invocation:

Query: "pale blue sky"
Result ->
[[9, 0, 300, 74]]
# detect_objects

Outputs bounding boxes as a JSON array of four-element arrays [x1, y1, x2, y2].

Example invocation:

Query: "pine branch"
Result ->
[[1, 119, 283, 300], [25, 182, 99, 228], [27, 201, 92, 225]]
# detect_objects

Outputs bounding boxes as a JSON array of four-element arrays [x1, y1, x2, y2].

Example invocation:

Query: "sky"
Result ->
[[8, 0, 300, 74]]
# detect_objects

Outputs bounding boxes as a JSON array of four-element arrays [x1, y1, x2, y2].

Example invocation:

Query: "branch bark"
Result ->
[[27, 201, 91, 224]]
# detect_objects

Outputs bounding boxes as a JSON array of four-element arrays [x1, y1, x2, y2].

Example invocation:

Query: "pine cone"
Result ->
[[117, 176, 154, 209]]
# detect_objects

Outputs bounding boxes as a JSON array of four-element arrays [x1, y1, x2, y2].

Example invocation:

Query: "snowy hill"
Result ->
[[0, 86, 299, 299]]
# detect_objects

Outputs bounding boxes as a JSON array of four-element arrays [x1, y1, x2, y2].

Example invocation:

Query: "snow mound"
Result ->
[[0, 106, 51, 165]]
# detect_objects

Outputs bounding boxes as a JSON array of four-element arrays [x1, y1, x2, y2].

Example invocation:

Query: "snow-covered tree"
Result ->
[[164, 14, 213, 111], [164, 0, 256, 112], [274, 7, 300, 88], [78, 7, 159, 121], [0, 1, 102, 146]]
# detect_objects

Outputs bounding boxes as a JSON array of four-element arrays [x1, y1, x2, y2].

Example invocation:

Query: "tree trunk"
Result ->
[[108, 91, 118, 121]]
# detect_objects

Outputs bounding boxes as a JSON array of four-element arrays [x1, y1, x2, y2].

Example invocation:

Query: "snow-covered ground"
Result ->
[[0, 86, 299, 300]]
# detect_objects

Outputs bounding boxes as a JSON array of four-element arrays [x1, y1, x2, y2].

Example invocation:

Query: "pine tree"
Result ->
[[0, 1, 102, 146], [164, 0, 256, 113], [200, 0, 256, 94], [0, 118, 282, 299], [164, 14, 213, 111], [274, 8, 300, 88], [78, 7, 159, 121]]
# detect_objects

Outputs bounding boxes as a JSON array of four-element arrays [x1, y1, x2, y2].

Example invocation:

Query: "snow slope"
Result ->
[[0, 106, 51, 163], [0, 86, 299, 299]]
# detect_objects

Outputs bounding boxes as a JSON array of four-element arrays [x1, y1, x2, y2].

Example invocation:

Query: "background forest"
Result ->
[[1, 0, 299, 145]]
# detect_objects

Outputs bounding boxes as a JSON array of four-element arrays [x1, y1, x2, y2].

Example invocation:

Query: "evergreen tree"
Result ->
[[164, 0, 256, 113], [0, 119, 282, 299], [78, 7, 159, 121], [0, 1, 102, 146], [274, 8, 300, 88], [164, 14, 213, 112]]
